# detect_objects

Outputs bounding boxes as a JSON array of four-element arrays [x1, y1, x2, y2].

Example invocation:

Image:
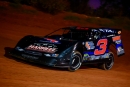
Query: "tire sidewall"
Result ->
[[104, 52, 114, 70], [68, 51, 82, 71]]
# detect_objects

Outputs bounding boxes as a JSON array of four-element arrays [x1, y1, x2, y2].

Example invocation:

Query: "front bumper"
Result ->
[[9, 49, 70, 68]]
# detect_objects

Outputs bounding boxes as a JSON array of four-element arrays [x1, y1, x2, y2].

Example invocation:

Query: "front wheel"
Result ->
[[68, 51, 82, 72], [99, 52, 114, 70]]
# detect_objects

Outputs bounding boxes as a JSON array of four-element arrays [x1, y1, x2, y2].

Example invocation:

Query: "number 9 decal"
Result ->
[[94, 39, 108, 55]]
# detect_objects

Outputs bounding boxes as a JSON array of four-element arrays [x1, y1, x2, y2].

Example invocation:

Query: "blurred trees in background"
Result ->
[[36, 0, 69, 14], [69, 0, 91, 14], [3, 0, 130, 18], [97, 0, 130, 18], [3, 0, 69, 14]]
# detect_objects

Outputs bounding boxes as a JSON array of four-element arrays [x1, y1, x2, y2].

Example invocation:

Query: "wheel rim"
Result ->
[[106, 55, 113, 67], [71, 55, 81, 68]]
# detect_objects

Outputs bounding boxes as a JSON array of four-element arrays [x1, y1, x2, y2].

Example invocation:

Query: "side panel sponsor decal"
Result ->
[[85, 41, 95, 50], [26, 43, 57, 53], [85, 39, 108, 56], [83, 53, 110, 61]]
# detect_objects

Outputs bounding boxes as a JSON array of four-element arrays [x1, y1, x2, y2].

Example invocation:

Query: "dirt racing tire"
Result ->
[[99, 52, 114, 70], [68, 51, 82, 72]]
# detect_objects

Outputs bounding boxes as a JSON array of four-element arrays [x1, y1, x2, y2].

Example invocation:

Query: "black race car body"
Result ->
[[9, 26, 125, 71]]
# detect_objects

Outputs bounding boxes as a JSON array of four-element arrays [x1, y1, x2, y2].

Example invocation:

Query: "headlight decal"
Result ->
[[15, 46, 24, 51], [44, 54, 59, 57]]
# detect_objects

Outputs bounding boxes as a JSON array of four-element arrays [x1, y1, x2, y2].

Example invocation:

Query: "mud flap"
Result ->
[[112, 36, 125, 56], [116, 44, 125, 56]]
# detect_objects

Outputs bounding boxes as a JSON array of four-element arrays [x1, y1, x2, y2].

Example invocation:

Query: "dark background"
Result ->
[[2, 0, 130, 18]]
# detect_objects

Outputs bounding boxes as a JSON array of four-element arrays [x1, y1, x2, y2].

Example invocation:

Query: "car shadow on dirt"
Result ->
[[4, 47, 100, 72]]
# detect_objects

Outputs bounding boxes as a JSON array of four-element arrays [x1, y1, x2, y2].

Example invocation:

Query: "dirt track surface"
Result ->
[[0, 5, 130, 87]]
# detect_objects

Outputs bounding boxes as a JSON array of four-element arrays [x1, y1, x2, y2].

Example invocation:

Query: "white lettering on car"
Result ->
[[26, 45, 57, 53], [99, 29, 113, 33]]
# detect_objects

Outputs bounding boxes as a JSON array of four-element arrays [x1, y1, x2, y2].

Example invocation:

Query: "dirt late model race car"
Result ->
[[9, 26, 125, 71]]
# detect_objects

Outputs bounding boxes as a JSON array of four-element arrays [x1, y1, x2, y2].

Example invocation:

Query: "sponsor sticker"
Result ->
[[45, 38, 58, 43], [115, 40, 121, 44], [112, 36, 121, 42], [118, 31, 121, 34], [26, 45, 57, 53], [99, 29, 114, 33], [85, 41, 95, 50]]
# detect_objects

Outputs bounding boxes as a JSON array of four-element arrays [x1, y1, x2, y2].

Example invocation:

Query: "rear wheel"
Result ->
[[99, 52, 114, 70], [68, 51, 82, 72]]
